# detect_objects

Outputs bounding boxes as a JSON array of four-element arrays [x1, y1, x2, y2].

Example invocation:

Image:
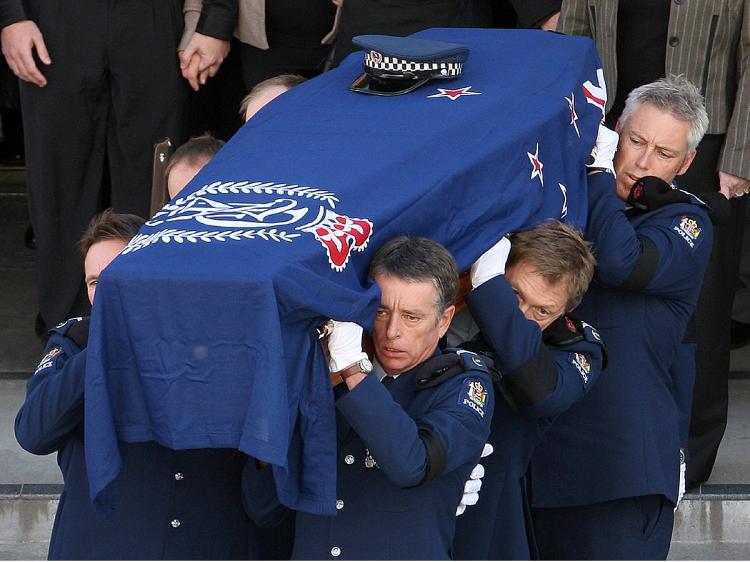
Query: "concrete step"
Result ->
[[1, 487, 750, 560], [669, 487, 750, 559], [0, 485, 58, 560]]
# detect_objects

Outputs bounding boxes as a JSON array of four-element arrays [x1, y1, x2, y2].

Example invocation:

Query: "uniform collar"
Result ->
[[372, 348, 442, 381]]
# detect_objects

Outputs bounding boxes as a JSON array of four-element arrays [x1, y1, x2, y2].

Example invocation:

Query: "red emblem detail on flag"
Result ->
[[304, 210, 373, 271], [582, 69, 607, 118], [427, 86, 482, 101]]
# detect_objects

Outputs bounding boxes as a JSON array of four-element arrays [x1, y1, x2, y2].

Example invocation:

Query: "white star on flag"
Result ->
[[527, 143, 544, 186], [565, 93, 580, 138], [427, 86, 482, 101], [559, 183, 568, 218]]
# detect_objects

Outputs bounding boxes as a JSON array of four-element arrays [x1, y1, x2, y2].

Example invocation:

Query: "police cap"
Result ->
[[349, 34, 470, 97]]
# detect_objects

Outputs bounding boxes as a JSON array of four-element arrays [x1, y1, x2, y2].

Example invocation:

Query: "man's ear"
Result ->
[[677, 150, 697, 177], [615, 118, 622, 134], [438, 304, 456, 337]]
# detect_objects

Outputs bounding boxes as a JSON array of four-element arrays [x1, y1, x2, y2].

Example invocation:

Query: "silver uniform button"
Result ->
[[174, 472, 184, 481], [336, 499, 344, 510], [170, 519, 181, 528], [331, 547, 341, 557], [344, 455, 354, 465]]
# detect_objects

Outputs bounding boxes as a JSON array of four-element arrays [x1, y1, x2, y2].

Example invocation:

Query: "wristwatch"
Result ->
[[338, 358, 373, 380]]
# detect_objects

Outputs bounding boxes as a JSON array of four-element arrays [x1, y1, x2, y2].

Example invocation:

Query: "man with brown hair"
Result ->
[[453, 220, 605, 560], [502, 221, 597, 326], [16, 209, 257, 560], [239, 73, 306, 122], [165, 134, 226, 200], [78, 210, 147, 304]]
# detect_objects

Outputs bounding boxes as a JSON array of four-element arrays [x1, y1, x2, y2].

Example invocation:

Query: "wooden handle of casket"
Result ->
[[454, 271, 471, 314], [149, 137, 173, 216]]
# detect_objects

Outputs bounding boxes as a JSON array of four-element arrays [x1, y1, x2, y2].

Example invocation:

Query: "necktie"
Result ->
[[382, 375, 396, 387]]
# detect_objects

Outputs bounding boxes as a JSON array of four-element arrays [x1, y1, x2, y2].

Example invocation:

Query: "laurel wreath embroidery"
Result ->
[[123, 228, 300, 254], [147, 180, 339, 226]]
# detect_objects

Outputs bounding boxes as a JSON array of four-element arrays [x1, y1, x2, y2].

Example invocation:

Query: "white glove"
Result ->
[[456, 443, 494, 515], [470, 237, 511, 289], [675, 459, 686, 511], [588, 124, 619, 175], [327, 320, 368, 372]]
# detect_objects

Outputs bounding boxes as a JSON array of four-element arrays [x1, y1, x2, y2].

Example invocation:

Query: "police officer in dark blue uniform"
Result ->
[[530, 76, 715, 560], [244, 236, 494, 560], [452, 220, 606, 560], [15, 210, 257, 560]]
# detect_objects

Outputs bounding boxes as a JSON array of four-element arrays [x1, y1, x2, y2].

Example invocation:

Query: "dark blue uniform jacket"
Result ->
[[453, 275, 606, 560], [15, 318, 255, 560], [531, 172, 713, 508], [244, 349, 494, 560]]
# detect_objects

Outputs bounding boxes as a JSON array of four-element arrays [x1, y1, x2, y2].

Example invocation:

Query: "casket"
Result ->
[[85, 27, 604, 515]]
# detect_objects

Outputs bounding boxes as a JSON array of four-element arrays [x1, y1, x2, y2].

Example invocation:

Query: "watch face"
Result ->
[[360, 358, 373, 373]]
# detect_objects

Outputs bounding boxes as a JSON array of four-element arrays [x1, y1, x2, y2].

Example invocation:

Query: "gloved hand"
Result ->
[[327, 320, 368, 372], [627, 176, 690, 212], [470, 237, 511, 289], [456, 443, 494, 515], [587, 124, 619, 175], [675, 457, 686, 511]]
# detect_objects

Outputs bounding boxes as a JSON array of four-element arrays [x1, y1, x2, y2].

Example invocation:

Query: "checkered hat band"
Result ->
[[364, 53, 462, 76]]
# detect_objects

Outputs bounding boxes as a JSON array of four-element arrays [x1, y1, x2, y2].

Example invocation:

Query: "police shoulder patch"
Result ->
[[458, 377, 488, 419], [455, 348, 488, 372], [569, 352, 591, 385], [670, 214, 704, 250], [580, 320, 603, 343], [35, 346, 62, 375]]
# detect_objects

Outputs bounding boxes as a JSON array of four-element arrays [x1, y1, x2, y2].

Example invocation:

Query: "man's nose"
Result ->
[[635, 149, 654, 170], [386, 315, 401, 339]]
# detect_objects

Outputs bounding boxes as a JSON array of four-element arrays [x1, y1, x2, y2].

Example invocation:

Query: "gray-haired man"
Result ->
[[530, 76, 714, 560]]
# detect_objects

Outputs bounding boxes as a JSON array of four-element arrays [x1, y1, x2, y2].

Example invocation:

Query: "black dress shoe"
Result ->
[[730, 319, 750, 350]]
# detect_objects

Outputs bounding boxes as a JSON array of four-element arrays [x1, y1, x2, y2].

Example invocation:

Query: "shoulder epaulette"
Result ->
[[50, 317, 90, 349], [579, 320, 604, 346], [414, 349, 491, 390], [50, 317, 85, 335]]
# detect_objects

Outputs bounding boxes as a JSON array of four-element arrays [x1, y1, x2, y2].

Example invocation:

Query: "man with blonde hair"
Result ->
[[454, 220, 605, 560]]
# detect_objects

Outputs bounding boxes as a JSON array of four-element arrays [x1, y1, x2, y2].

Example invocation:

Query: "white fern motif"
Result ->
[[123, 228, 300, 254]]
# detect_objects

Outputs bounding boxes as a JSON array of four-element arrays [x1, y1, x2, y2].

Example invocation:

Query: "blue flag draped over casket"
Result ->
[[85, 28, 604, 516]]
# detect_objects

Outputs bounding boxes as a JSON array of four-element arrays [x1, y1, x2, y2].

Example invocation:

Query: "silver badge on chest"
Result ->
[[364, 448, 379, 469]]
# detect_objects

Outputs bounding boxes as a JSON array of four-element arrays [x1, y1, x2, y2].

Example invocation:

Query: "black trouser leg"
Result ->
[[20, 0, 110, 330], [533, 496, 674, 560], [20, 0, 186, 330], [106, 0, 187, 218]]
